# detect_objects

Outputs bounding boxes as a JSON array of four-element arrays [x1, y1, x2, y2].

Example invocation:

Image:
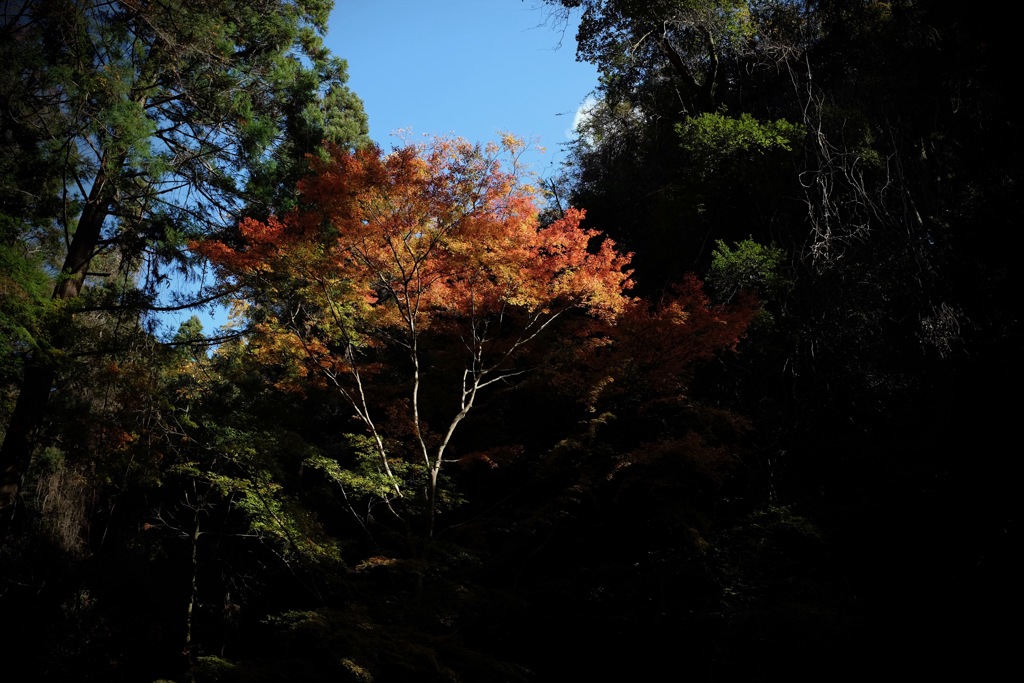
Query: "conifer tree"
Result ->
[[0, 0, 369, 534]]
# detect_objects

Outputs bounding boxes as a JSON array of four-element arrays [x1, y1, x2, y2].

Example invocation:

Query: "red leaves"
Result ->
[[196, 136, 635, 342], [556, 275, 758, 410], [616, 275, 757, 383]]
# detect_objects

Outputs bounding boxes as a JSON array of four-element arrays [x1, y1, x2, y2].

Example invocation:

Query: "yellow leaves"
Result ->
[[499, 131, 525, 152]]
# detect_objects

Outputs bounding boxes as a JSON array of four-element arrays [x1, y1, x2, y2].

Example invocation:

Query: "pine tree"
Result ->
[[0, 0, 369, 534]]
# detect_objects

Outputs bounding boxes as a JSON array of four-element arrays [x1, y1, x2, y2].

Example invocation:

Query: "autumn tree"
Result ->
[[198, 135, 634, 537]]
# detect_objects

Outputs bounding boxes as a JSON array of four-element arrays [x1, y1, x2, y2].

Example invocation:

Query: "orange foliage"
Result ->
[[196, 135, 634, 353]]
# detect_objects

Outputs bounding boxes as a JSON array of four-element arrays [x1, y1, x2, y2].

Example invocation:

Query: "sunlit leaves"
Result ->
[[677, 112, 803, 173], [199, 135, 634, 354], [707, 237, 789, 303]]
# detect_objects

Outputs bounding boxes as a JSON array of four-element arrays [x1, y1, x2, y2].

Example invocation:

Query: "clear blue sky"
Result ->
[[327, 0, 597, 178]]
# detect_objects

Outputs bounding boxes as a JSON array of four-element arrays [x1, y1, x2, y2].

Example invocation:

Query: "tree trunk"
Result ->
[[185, 513, 201, 661], [0, 172, 111, 538]]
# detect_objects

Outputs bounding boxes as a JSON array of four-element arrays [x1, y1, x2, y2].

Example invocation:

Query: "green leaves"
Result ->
[[679, 112, 802, 157], [0, 236, 54, 379], [708, 237, 789, 304], [4, 0, 371, 290], [307, 440, 417, 502], [677, 112, 803, 180], [170, 416, 342, 566]]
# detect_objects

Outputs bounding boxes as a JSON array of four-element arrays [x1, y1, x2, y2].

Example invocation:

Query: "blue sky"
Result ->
[[327, 0, 598, 178]]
